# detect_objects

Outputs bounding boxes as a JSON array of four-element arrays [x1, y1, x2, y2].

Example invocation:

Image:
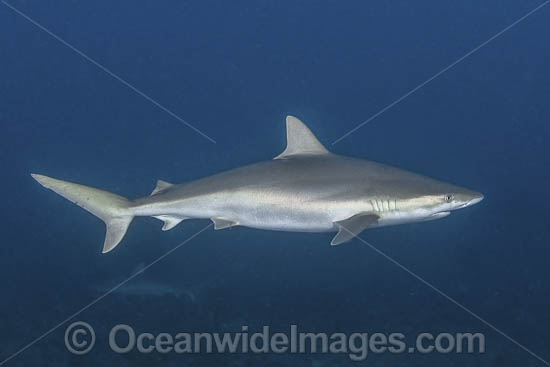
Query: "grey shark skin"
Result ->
[[31, 116, 483, 253]]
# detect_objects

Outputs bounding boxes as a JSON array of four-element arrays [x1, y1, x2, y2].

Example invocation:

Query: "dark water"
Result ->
[[1, 1, 549, 365]]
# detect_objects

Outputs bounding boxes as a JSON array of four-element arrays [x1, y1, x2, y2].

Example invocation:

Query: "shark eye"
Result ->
[[444, 195, 454, 202]]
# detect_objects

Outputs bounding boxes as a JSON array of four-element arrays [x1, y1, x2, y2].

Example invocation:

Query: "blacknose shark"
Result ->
[[31, 116, 483, 253]]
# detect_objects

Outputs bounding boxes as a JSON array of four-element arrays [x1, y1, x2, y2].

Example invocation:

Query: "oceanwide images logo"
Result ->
[[65, 322, 485, 361]]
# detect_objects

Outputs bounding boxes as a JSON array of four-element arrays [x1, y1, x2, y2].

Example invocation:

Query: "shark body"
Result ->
[[91, 280, 198, 302], [32, 116, 483, 253]]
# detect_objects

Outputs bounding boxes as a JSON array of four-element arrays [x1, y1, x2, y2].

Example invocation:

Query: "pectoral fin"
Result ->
[[211, 217, 238, 230], [331, 213, 379, 246]]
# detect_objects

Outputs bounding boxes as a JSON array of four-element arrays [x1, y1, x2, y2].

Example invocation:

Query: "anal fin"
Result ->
[[153, 215, 187, 231], [331, 213, 379, 246], [211, 217, 238, 230]]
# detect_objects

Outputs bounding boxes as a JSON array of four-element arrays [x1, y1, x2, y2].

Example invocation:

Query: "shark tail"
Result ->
[[31, 173, 134, 253]]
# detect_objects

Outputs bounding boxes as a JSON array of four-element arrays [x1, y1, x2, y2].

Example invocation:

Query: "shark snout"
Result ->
[[468, 193, 484, 206], [455, 191, 484, 209]]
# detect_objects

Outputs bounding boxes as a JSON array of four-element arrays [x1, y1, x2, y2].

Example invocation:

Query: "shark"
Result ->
[[89, 263, 201, 301], [31, 116, 483, 253], [91, 280, 199, 303]]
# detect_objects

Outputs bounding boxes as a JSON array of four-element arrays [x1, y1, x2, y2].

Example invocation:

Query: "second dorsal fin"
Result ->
[[151, 180, 174, 196], [274, 116, 329, 159]]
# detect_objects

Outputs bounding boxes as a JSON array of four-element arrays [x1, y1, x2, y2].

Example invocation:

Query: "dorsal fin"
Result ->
[[274, 116, 329, 159], [150, 180, 174, 196]]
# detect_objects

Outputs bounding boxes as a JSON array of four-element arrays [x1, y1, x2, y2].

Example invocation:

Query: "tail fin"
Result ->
[[31, 173, 134, 253]]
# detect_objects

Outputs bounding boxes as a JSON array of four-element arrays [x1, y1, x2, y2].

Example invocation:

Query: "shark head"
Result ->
[[389, 175, 484, 221], [362, 161, 484, 225], [444, 189, 484, 210], [425, 185, 484, 219]]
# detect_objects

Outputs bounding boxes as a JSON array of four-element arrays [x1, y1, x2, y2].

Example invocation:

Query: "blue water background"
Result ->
[[1, 1, 549, 365]]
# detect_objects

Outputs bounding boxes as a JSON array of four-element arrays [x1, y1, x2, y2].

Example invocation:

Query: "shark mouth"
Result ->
[[454, 197, 484, 210], [430, 211, 450, 219]]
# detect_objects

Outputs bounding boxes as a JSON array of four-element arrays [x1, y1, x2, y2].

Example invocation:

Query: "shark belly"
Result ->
[[223, 193, 339, 232], [153, 190, 349, 232], [133, 180, 371, 233]]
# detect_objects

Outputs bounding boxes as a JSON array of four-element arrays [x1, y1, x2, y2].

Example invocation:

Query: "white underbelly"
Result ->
[[193, 193, 358, 232], [229, 206, 337, 232], [373, 210, 446, 227], [144, 192, 441, 233]]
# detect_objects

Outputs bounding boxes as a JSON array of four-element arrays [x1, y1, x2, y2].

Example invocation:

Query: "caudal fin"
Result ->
[[31, 173, 134, 253]]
